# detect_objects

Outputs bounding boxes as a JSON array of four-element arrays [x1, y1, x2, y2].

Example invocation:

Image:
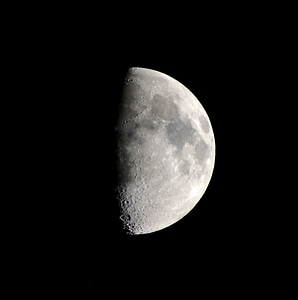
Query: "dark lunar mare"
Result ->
[[166, 117, 197, 152]]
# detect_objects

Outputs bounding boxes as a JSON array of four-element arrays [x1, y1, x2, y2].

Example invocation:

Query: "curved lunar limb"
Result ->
[[116, 67, 215, 235]]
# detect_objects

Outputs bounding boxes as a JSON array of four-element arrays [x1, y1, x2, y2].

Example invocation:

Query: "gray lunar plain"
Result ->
[[116, 67, 215, 234]]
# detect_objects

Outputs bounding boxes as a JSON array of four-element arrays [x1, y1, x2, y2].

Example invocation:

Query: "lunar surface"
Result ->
[[116, 67, 215, 234]]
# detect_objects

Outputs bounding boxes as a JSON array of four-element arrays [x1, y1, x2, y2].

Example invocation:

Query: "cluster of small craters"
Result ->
[[117, 186, 141, 234], [119, 211, 144, 235]]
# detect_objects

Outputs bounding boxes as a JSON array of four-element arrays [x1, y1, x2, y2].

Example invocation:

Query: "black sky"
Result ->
[[16, 5, 292, 296], [49, 31, 265, 293]]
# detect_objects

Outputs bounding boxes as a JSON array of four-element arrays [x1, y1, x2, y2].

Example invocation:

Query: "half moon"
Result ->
[[116, 67, 215, 234]]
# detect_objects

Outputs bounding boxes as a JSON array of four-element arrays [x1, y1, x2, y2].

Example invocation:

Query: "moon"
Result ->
[[116, 67, 215, 235]]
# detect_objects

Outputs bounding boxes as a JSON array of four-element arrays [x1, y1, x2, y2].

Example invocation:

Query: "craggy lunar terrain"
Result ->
[[116, 67, 215, 234]]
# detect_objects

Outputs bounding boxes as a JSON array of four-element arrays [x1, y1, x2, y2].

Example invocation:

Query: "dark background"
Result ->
[[9, 4, 294, 297], [48, 32, 263, 294]]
